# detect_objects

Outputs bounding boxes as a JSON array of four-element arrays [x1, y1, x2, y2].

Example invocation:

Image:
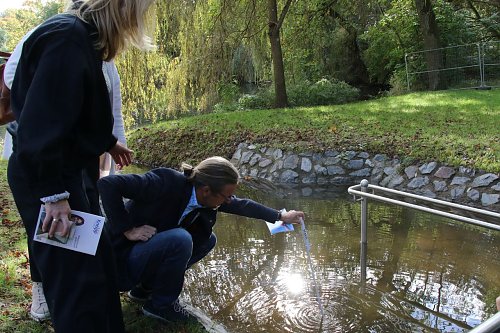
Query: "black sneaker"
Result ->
[[142, 299, 196, 324], [127, 284, 152, 303]]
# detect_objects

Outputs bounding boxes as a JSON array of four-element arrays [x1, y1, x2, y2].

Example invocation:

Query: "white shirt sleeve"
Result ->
[[3, 29, 35, 89], [103, 61, 126, 146]]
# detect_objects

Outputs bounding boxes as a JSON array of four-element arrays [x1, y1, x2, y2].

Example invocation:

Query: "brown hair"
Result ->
[[182, 156, 239, 193], [69, 0, 155, 60]]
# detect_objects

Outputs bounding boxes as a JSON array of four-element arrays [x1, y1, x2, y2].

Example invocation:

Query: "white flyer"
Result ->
[[266, 220, 294, 235], [265, 209, 294, 235], [33, 205, 105, 256]]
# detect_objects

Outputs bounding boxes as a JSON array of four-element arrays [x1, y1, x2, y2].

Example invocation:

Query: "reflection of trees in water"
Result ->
[[183, 190, 499, 332], [366, 206, 499, 330], [184, 215, 287, 323]]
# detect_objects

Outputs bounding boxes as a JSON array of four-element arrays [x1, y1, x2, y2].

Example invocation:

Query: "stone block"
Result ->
[[349, 168, 371, 177], [450, 176, 470, 186], [408, 176, 429, 189], [347, 159, 364, 170], [467, 189, 480, 201], [324, 150, 339, 157], [434, 166, 456, 179], [481, 193, 500, 206], [249, 154, 261, 166], [280, 170, 299, 183], [324, 156, 341, 165], [241, 151, 253, 164], [419, 162, 437, 174], [472, 173, 499, 187], [314, 165, 328, 176], [404, 166, 418, 179], [270, 161, 283, 173], [433, 180, 447, 192], [451, 187, 465, 199], [301, 158, 312, 172], [358, 152, 370, 159], [259, 158, 272, 168], [327, 166, 345, 175], [283, 154, 299, 169], [388, 175, 404, 188], [384, 166, 397, 176], [373, 154, 387, 162]]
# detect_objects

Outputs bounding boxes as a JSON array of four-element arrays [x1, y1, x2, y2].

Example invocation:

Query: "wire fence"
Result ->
[[405, 41, 499, 91]]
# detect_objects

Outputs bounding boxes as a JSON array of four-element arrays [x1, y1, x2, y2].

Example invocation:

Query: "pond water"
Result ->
[[181, 183, 500, 333]]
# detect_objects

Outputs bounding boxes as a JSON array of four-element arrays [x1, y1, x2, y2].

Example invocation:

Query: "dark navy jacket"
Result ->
[[11, 14, 116, 199], [97, 167, 280, 286]]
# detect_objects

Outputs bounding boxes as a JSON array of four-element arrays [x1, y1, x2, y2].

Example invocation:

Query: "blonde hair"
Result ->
[[182, 156, 240, 193], [69, 0, 155, 60]]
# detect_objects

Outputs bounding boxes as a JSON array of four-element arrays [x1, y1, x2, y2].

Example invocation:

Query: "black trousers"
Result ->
[[7, 154, 124, 333]]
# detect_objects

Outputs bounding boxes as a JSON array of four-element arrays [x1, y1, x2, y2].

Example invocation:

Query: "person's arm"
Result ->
[[3, 28, 34, 89], [97, 169, 173, 234], [107, 61, 126, 145], [219, 196, 305, 224], [219, 196, 279, 221]]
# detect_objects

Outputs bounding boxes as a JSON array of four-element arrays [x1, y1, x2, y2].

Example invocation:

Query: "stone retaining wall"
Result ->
[[230, 143, 500, 211]]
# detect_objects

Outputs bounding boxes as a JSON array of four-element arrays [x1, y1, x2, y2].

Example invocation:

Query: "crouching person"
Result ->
[[97, 156, 304, 324]]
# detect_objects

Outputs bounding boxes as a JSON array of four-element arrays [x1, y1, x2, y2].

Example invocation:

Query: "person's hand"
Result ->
[[109, 142, 133, 168], [280, 210, 305, 224], [124, 225, 157, 242], [43, 200, 72, 238]]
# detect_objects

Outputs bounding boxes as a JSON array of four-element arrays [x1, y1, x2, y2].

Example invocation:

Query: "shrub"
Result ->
[[237, 94, 270, 110], [288, 78, 359, 106], [389, 68, 410, 95]]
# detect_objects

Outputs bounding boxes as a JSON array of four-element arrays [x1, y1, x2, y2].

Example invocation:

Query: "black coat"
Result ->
[[11, 14, 117, 199], [97, 167, 281, 284]]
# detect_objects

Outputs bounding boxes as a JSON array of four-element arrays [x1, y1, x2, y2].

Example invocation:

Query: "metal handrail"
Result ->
[[348, 180, 500, 233], [348, 179, 500, 333]]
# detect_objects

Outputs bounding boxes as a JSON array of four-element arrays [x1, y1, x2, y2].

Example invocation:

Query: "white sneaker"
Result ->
[[30, 282, 50, 321]]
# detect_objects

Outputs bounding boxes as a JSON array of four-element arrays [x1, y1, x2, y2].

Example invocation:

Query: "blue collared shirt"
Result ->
[[178, 187, 202, 225]]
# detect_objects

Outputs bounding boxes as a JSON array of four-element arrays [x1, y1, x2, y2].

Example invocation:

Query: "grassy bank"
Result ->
[[129, 90, 500, 173]]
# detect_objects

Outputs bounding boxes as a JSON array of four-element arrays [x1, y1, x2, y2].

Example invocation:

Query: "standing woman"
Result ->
[[7, 0, 155, 332]]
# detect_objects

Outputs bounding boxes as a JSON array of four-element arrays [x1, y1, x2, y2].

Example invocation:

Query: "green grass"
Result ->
[[129, 90, 500, 172]]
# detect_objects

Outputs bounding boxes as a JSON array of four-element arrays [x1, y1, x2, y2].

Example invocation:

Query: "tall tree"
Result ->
[[414, 0, 445, 90], [268, 0, 294, 108]]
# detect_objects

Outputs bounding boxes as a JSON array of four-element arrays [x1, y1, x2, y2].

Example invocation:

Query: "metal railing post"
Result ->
[[360, 179, 369, 245], [478, 42, 485, 89], [405, 53, 411, 91], [348, 181, 500, 332]]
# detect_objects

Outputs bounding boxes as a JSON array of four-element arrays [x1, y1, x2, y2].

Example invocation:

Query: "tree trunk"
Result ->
[[268, 0, 288, 108], [414, 0, 445, 90]]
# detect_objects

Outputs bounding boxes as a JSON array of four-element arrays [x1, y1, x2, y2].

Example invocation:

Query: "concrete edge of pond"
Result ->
[[183, 300, 231, 333]]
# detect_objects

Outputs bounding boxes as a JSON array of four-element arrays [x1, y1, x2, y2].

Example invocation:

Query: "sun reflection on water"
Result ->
[[279, 272, 306, 295]]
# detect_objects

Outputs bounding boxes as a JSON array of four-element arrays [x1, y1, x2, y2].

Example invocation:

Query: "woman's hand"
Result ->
[[280, 210, 305, 224], [124, 225, 157, 242], [43, 200, 72, 237], [109, 142, 133, 169]]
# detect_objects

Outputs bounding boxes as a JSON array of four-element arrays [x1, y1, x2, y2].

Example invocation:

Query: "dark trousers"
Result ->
[[8, 154, 125, 333], [127, 228, 217, 307]]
